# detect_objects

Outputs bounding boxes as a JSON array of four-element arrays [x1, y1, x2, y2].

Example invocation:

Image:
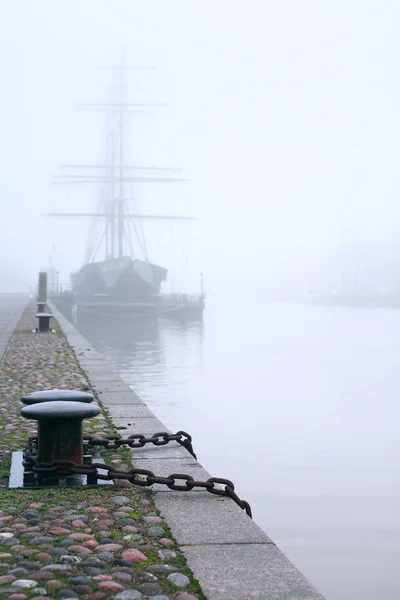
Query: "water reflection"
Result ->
[[75, 310, 204, 418], [73, 301, 400, 600], [76, 312, 161, 357]]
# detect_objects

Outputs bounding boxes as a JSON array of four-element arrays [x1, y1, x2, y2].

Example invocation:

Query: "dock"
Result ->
[[0, 293, 325, 599]]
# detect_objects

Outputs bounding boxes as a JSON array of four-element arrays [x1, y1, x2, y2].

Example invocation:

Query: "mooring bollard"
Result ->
[[35, 312, 54, 333], [22, 389, 94, 405], [21, 401, 100, 474], [36, 271, 47, 317]]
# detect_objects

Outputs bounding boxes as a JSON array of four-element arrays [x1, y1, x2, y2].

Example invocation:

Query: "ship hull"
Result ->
[[55, 257, 204, 320], [50, 292, 205, 320], [71, 256, 168, 299]]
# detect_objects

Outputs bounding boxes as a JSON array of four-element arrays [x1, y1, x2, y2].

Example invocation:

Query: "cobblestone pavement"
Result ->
[[0, 304, 204, 600]]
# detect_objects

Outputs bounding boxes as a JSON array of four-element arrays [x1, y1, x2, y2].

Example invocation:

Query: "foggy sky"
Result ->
[[1, 1, 400, 295]]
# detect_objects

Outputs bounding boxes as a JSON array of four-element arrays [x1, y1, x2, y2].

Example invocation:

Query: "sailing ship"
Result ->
[[48, 54, 205, 319]]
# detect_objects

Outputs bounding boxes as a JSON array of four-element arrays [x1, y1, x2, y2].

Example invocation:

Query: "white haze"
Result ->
[[0, 1, 399, 296]]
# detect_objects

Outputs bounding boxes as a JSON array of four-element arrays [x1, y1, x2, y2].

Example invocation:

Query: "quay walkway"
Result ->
[[0, 294, 29, 360], [0, 296, 325, 600]]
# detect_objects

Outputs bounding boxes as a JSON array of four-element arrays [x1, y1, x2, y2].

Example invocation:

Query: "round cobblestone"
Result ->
[[0, 311, 204, 600], [11, 579, 38, 589], [114, 591, 143, 600], [147, 526, 165, 537], [137, 582, 163, 595], [167, 573, 190, 588], [157, 549, 177, 560]]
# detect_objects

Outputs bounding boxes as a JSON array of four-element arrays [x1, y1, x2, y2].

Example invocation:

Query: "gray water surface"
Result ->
[[76, 300, 400, 600]]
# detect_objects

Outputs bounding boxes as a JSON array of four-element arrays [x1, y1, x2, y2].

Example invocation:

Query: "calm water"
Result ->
[[76, 300, 400, 600]]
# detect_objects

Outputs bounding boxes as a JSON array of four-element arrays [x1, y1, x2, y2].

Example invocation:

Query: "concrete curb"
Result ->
[[49, 301, 325, 600]]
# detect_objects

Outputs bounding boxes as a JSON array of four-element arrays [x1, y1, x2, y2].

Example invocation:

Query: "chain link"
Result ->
[[23, 455, 252, 518], [21, 434, 252, 518], [82, 431, 197, 459]]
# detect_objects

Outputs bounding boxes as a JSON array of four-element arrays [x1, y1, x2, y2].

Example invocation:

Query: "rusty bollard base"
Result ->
[[10, 400, 112, 489]]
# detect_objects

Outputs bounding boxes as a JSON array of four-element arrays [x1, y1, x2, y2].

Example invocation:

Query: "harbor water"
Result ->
[[76, 299, 400, 600]]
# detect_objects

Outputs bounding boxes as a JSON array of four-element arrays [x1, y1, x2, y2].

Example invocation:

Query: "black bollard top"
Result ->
[[22, 389, 94, 405], [21, 400, 100, 421]]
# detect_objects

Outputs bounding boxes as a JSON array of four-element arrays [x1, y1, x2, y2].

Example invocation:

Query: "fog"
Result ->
[[1, 1, 400, 295], [2, 4, 400, 598]]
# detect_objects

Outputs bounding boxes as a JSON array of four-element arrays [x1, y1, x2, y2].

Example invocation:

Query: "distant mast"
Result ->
[[48, 48, 194, 264]]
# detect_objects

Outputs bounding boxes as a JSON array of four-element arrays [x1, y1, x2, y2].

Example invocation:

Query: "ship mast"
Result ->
[[48, 49, 193, 263], [118, 46, 125, 259]]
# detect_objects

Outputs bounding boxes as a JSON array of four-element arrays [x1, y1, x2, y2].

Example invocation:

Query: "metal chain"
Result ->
[[22, 433, 252, 517], [82, 431, 197, 459], [22, 454, 252, 518]]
